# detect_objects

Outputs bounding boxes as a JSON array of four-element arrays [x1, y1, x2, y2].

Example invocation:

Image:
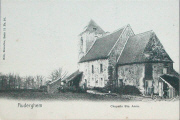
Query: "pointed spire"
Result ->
[[87, 19, 98, 27], [79, 19, 105, 36]]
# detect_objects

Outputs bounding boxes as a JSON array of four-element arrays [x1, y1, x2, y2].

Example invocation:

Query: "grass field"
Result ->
[[1, 91, 178, 101], [0, 91, 145, 101]]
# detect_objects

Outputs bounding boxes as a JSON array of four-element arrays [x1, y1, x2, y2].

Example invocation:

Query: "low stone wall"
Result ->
[[47, 79, 61, 93]]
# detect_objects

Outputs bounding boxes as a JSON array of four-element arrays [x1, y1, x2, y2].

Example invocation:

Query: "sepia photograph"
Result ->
[[0, 0, 179, 119]]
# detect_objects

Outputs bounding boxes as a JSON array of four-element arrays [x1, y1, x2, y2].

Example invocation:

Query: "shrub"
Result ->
[[58, 86, 86, 93], [93, 85, 141, 95], [76, 87, 87, 93], [121, 85, 141, 95], [92, 87, 109, 93], [111, 87, 123, 94], [39, 85, 47, 92]]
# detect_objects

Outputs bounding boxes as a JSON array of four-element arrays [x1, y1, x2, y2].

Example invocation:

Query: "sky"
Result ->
[[0, 0, 179, 78]]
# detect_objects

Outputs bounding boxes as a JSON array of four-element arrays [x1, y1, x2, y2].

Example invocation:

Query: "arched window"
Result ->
[[100, 64, 103, 73]]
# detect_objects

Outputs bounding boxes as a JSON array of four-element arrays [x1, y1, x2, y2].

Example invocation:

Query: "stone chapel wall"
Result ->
[[78, 59, 109, 88]]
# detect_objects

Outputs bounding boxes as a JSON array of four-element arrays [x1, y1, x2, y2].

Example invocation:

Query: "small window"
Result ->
[[88, 80, 90, 87], [163, 68, 167, 74], [164, 63, 168, 67], [92, 65, 94, 74], [93, 28, 97, 31], [100, 78, 103, 86], [100, 64, 103, 73], [84, 79, 87, 85], [81, 37, 83, 45], [95, 79, 98, 86]]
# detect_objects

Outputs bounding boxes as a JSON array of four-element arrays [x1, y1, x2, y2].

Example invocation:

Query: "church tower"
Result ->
[[78, 20, 106, 60]]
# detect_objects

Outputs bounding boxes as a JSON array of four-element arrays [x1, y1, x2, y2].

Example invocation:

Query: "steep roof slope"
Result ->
[[118, 31, 173, 65], [118, 31, 152, 64], [79, 19, 105, 36], [79, 26, 126, 63], [65, 70, 83, 82], [160, 74, 179, 91]]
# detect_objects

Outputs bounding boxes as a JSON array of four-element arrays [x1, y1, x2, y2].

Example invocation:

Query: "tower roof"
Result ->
[[79, 19, 105, 36]]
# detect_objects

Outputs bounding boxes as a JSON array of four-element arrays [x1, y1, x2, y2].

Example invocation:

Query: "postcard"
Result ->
[[0, 0, 179, 119]]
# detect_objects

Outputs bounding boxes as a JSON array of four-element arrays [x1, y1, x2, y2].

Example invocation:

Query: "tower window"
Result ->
[[93, 28, 97, 31], [81, 37, 83, 45], [92, 65, 94, 74]]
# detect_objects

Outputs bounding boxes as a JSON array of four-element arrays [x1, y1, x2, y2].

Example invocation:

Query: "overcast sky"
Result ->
[[0, 0, 179, 78]]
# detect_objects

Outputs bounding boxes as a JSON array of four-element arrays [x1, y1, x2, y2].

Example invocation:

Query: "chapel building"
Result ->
[[78, 20, 175, 95], [47, 20, 178, 97]]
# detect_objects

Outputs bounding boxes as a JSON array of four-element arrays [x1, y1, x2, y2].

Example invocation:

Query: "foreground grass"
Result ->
[[0, 91, 132, 101]]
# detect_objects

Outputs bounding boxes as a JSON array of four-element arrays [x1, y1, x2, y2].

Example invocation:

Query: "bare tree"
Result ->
[[25, 76, 35, 89], [0, 74, 8, 90], [0, 73, 23, 90], [34, 75, 44, 89], [16, 75, 21, 89], [48, 67, 68, 86], [7, 73, 15, 89]]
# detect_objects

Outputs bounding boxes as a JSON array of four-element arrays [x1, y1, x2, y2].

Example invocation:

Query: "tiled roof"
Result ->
[[118, 30, 173, 65], [65, 70, 83, 82], [160, 74, 179, 91], [79, 26, 126, 63], [118, 31, 152, 65]]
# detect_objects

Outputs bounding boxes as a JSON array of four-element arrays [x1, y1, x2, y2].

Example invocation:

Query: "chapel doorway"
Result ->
[[144, 63, 154, 95], [145, 80, 153, 95]]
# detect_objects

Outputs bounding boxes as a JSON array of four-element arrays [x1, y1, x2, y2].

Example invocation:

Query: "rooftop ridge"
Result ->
[[133, 30, 154, 37], [107, 25, 128, 57], [95, 24, 128, 41]]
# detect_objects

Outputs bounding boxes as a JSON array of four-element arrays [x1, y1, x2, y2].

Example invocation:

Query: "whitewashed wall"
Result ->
[[78, 59, 108, 88]]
